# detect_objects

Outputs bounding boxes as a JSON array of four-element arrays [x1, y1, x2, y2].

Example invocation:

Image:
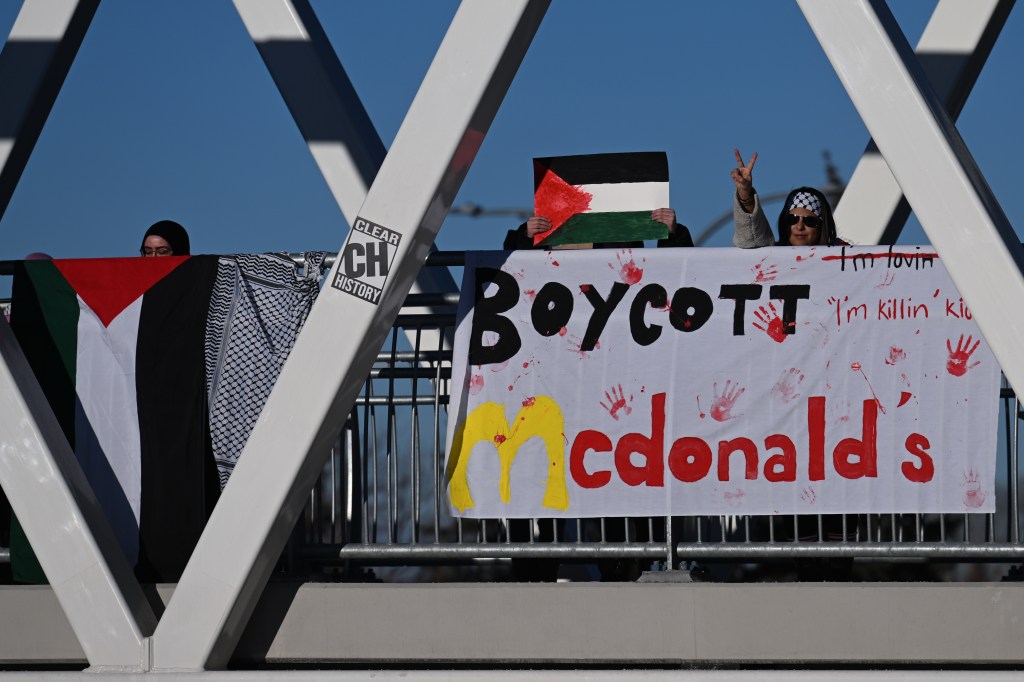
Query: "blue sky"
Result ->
[[0, 1, 1021, 281]]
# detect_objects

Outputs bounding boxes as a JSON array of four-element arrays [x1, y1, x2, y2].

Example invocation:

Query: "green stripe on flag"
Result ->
[[8, 261, 80, 584], [16, 261, 79, 440], [537, 211, 668, 246]]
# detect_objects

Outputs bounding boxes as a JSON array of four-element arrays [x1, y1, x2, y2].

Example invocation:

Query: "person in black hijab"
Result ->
[[140, 220, 190, 256]]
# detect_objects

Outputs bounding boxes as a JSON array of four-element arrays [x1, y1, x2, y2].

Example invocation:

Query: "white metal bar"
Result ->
[[150, 0, 549, 670], [0, 0, 99, 220], [797, 1, 1024, 398], [834, 0, 1013, 245], [232, 0, 458, 353], [231, 0, 384, 225], [0, 319, 155, 668]]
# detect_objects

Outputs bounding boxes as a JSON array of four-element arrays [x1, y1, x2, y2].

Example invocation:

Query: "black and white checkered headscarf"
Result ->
[[776, 187, 841, 246], [786, 190, 822, 217]]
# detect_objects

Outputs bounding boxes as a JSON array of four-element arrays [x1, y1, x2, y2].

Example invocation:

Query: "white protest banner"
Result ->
[[444, 246, 1000, 518]]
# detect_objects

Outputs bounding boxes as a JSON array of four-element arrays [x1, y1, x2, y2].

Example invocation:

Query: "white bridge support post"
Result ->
[[798, 0, 1024, 392], [149, 0, 550, 670], [233, 0, 459, 351], [0, 0, 99, 220], [232, 0, 387, 225], [835, 0, 1014, 245], [0, 318, 155, 669]]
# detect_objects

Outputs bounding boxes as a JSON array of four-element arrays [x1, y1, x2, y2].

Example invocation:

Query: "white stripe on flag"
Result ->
[[74, 295, 143, 566], [578, 181, 669, 213]]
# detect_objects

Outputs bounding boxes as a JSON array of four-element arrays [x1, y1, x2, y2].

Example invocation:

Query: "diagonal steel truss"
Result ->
[[0, 0, 1019, 671], [0, 0, 98, 220], [835, 0, 1014, 245], [231, 0, 459, 351], [798, 0, 1024, 396]]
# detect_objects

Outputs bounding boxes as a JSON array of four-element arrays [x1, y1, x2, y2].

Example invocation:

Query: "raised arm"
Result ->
[[730, 149, 774, 248], [731, 149, 757, 214]]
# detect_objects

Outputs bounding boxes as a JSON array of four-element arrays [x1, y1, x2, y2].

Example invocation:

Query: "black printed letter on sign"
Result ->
[[331, 216, 402, 305]]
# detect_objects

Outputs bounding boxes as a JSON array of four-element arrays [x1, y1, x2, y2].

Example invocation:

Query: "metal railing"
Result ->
[[290, 252, 1024, 581], [3, 252, 1024, 581]]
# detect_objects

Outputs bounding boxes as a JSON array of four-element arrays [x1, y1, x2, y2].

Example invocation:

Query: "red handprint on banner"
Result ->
[[751, 256, 778, 283], [884, 346, 906, 366], [752, 302, 787, 343], [946, 334, 981, 377], [599, 384, 633, 421], [770, 368, 805, 404], [608, 249, 644, 285], [710, 380, 744, 422], [963, 469, 985, 508]]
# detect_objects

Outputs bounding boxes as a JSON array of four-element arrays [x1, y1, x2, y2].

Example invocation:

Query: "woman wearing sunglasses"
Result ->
[[730, 150, 853, 580], [730, 149, 842, 247]]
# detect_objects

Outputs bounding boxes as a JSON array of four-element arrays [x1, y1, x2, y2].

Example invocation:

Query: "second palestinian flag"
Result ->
[[533, 151, 670, 246]]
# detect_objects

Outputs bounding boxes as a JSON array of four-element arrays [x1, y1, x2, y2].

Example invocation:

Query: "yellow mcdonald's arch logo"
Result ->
[[447, 396, 569, 513]]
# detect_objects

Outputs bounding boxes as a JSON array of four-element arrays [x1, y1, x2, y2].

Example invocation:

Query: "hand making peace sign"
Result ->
[[731, 149, 758, 198]]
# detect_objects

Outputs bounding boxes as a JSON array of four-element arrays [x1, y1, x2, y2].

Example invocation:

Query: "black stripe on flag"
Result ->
[[534, 151, 668, 186], [136, 255, 221, 582]]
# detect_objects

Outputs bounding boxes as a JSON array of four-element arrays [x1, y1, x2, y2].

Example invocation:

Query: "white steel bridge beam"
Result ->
[[0, 11, 158, 661], [232, 0, 386, 225], [835, 0, 1014, 245], [232, 0, 458, 351], [798, 1, 1024, 393], [0, 0, 99, 221], [0, 316, 155, 668], [150, 0, 550, 670]]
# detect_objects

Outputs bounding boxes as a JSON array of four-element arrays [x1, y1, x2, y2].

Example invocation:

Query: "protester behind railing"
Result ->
[[502, 203, 693, 582], [731, 149, 847, 248], [140, 220, 190, 256], [504, 209, 693, 250], [731, 149, 854, 580], [1, 247, 326, 585]]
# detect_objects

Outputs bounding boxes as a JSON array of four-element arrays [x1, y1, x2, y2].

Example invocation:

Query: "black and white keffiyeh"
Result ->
[[205, 252, 328, 488], [786, 191, 822, 217]]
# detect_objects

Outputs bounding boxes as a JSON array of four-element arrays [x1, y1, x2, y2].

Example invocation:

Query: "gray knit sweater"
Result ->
[[732, 191, 775, 248]]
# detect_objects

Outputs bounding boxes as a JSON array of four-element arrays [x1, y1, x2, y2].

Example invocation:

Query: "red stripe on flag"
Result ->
[[54, 256, 189, 327]]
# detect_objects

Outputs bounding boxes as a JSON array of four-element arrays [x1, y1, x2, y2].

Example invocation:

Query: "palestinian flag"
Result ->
[[532, 151, 670, 246], [7, 256, 221, 583]]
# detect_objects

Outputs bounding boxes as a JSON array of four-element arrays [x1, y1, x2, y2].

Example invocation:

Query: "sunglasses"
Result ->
[[784, 213, 822, 229]]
